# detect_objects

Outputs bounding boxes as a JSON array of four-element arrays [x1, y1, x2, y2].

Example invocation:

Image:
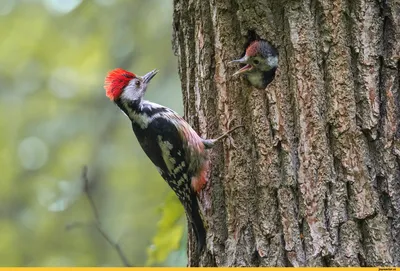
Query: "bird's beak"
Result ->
[[229, 56, 253, 76], [142, 69, 159, 83], [232, 64, 253, 76], [229, 55, 248, 64]]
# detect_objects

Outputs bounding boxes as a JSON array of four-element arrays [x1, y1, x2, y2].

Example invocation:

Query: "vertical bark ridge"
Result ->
[[210, 0, 257, 266], [317, 0, 376, 266], [285, 1, 335, 265], [380, 0, 400, 265], [193, 0, 229, 267]]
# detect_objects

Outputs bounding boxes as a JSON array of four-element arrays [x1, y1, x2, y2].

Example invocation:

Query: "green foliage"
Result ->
[[146, 192, 185, 266], [0, 0, 186, 266]]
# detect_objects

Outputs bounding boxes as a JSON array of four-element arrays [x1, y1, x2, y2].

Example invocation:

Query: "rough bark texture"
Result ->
[[172, 0, 400, 267]]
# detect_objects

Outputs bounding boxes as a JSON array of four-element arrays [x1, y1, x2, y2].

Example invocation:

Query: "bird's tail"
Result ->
[[187, 193, 206, 252]]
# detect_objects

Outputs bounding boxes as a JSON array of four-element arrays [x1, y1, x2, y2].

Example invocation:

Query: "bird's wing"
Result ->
[[131, 108, 207, 193]]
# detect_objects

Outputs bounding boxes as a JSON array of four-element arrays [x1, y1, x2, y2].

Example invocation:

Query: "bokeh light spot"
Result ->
[[18, 137, 49, 170], [36, 179, 82, 212], [0, 0, 15, 16], [42, 0, 82, 15], [48, 67, 78, 99]]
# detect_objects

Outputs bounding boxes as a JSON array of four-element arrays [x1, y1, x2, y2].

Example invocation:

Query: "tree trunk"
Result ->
[[172, 0, 400, 267]]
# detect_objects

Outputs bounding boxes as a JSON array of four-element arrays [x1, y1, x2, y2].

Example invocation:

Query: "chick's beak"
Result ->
[[229, 56, 253, 76], [232, 64, 253, 76], [142, 69, 159, 83]]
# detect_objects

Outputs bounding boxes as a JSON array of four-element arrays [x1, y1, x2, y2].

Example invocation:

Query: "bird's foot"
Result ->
[[203, 122, 244, 149]]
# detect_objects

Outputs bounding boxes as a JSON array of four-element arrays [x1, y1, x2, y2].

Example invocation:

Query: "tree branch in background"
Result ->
[[66, 166, 133, 267]]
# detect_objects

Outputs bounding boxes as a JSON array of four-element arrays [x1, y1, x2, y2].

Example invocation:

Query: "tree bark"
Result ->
[[172, 0, 400, 267]]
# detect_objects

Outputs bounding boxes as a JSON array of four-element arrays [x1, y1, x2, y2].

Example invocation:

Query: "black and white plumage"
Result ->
[[104, 68, 242, 252]]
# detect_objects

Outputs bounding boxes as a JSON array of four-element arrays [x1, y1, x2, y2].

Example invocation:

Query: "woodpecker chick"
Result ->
[[104, 68, 242, 252], [230, 40, 278, 89]]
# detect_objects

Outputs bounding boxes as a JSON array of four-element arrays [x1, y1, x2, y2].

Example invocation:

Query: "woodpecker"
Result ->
[[104, 68, 242, 252], [230, 40, 278, 89]]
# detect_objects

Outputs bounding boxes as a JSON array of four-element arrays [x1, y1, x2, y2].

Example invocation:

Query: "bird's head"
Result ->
[[104, 68, 158, 103], [230, 40, 278, 76]]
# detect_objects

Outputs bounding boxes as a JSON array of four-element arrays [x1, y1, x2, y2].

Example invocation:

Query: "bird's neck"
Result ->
[[115, 98, 168, 129], [246, 67, 276, 89], [115, 98, 142, 118]]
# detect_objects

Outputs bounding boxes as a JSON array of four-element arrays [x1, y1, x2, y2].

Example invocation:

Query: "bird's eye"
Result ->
[[135, 80, 141, 87], [253, 59, 260, 65]]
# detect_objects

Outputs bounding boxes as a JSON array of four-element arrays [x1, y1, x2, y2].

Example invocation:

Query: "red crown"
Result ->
[[245, 41, 260, 57], [104, 68, 136, 100]]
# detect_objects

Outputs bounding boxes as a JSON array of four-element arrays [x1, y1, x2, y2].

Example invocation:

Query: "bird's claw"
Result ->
[[226, 135, 238, 149], [223, 119, 244, 150]]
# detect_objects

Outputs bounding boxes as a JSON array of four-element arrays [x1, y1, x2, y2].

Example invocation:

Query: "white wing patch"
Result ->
[[129, 111, 152, 129], [157, 135, 176, 173]]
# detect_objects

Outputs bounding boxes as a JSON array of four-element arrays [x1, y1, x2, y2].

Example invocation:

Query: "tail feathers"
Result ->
[[188, 193, 206, 252]]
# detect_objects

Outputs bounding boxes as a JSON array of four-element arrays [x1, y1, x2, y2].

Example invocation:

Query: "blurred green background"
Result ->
[[0, 0, 187, 267]]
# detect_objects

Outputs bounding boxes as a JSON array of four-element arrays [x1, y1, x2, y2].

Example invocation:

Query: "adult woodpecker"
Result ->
[[104, 68, 242, 252], [230, 40, 278, 89]]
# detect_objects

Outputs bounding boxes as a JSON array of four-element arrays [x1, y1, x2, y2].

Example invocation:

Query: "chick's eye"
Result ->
[[135, 80, 141, 87], [253, 59, 260, 65]]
